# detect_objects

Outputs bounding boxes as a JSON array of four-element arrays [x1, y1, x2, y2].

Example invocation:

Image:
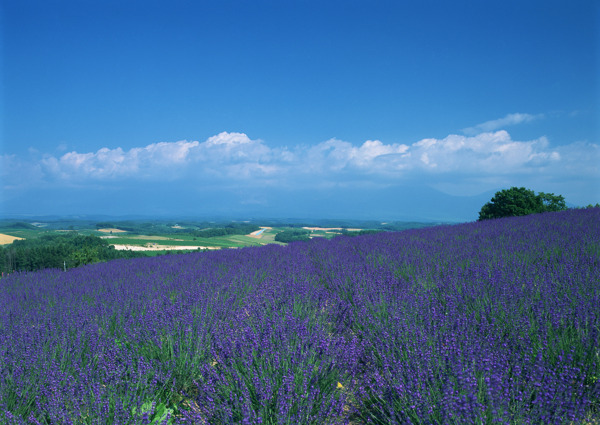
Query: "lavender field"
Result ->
[[1, 208, 599, 424]]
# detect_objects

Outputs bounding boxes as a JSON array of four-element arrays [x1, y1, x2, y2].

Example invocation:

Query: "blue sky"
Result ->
[[1, 0, 598, 221]]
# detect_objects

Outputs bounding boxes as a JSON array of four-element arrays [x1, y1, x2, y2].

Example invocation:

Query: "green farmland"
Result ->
[[0, 218, 441, 272]]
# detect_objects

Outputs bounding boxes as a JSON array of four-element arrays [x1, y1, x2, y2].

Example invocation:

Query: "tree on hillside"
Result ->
[[537, 192, 567, 212], [478, 187, 567, 220]]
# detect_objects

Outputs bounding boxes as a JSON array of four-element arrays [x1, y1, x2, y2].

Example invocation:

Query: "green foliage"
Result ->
[[132, 400, 175, 424], [577, 203, 600, 209], [95, 222, 115, 229], [478, 187, 567, 221], [274, 229, 311, 243], [0, 233, 146, 273], [191, 224, 260, 238], [537, 191, 567, 212], [69, 246, 101, 267]]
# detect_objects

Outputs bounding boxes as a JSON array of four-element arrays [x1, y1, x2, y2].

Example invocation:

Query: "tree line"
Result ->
[[274, 229, 311, 243], [0, 233, 146, 274], [191, 224, 260, 238]]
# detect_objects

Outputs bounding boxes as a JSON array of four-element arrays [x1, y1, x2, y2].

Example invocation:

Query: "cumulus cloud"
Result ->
[[204, 132, 253, 147], [463, 113, 544, 135], [303, 138, 409, 173], [410, 131, 559, 173], [40, 140, 201, 180], [31, 133, 279, 184], [315, 131, 563, 177], [4, 130, 597, 198]]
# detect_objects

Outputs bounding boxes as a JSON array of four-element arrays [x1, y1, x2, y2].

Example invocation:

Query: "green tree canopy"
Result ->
[[537, 192, 567, 212], [478, 187, 567, 221]]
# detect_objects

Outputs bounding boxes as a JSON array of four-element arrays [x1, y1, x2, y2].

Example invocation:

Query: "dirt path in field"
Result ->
[[97, 228, 128, 233], [112, 244, 221, 251], [0, 233, 24, 244]]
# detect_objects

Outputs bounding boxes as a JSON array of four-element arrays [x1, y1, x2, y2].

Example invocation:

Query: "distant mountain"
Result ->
[[1, 184, 492, 222], [234, 186, 492, 222]]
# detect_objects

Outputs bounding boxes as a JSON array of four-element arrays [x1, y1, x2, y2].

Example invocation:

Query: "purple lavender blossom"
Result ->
[[1, 208, 598, 424]]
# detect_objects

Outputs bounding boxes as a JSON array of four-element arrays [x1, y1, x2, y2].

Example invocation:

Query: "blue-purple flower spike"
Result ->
[[1, 208, 598, 424]]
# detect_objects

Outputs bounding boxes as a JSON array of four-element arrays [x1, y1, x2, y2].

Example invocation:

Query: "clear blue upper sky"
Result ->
[[1, 0, 598, 221]]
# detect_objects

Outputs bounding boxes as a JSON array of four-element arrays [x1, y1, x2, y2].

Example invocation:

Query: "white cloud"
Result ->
[[304, 138, 409, 172], [335, 131, 562, 176], [39, 140, 201, 180], [463, 113, 544, 135], [4, 130, 597, 198], [195, 133, 272, 164], [205, 132, 253, 147], [32, 133, 277, 182]]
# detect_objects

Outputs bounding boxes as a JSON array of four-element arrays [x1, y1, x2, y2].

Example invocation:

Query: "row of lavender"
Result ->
[[1, 208, 598, 424]]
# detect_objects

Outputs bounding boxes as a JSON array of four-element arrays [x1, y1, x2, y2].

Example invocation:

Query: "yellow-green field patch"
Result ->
[[97, 228, 127, 233], [0, 233, 24, 245]]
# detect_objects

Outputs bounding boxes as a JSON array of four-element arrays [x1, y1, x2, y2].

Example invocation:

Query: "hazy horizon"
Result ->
[[2, 1, 598, 221]]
